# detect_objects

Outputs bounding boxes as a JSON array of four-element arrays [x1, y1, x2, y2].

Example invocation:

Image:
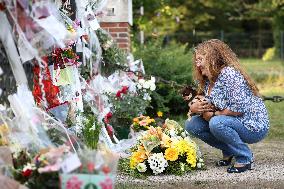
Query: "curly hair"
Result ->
[[193, 39, 260, 96]]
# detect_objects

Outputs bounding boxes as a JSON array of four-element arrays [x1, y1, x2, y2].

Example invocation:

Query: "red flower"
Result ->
[[121, 86, 129, 94], [102, 165, 111, 174], [87, 163, 95, 173], [22, 169, 32, 177], [116, 91, 122, 98], [32, 59, 61, 109], [105, 112, 112, 119], [104, 112, 113, 124]]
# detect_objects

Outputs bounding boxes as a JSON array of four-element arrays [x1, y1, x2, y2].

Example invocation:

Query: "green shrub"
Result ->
[[133, 39, 194, 116]]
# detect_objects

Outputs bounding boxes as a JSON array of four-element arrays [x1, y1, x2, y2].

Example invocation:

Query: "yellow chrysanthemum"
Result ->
[[186, 152, 197, 168], [130, 150, 147, 169], [132, 150, 147, 163], [174, 139, 191, 155], [146, 118, 155, 125], [164, 147, 179, 161], [130, 158, 138, 169], [157, 111, 163, 117]]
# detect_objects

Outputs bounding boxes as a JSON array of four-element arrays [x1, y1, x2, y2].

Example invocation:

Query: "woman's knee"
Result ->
[[185, 116, 205, 135], [209, 115, 227, 134]]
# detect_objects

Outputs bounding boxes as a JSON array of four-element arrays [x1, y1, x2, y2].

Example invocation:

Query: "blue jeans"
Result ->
[[185, 115, 268, 164]]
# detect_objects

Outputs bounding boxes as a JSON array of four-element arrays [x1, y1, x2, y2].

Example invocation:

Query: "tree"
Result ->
[[236, 0, 284, 58]]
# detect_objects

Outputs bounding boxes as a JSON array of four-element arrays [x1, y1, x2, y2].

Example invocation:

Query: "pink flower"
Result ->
[[106, 125, 114, 136], [139, 120, 148, 127], [99, 177, 113, 189], [66, 176, 83, 189], [73, 19, 81, 29]]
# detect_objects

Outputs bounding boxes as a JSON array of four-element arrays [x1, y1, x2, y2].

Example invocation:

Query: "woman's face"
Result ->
[[195, 53, 209, 77]]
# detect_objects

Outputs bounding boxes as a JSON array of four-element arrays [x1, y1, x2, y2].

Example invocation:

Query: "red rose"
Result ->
[[116, 91, 122, 98], [106, 112, 112, 119], [121, 86, 129, 94], [22, 169, 32, 177]]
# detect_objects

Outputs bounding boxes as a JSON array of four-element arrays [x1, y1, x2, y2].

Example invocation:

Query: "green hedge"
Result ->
[[133, 39, 194, 116]]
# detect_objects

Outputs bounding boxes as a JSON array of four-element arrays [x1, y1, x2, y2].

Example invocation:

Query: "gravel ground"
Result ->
[[116, 139, 284, 189]]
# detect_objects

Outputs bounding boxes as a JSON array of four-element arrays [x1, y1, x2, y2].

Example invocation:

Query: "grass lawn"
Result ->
[[240, 58, 284, 140]]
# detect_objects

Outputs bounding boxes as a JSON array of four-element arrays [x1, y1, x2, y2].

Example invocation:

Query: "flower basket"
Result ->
[[60, 173, 116, 189]]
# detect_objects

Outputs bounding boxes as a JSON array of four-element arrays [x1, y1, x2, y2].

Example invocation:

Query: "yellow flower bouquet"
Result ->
[[128, 119, 205, 176]]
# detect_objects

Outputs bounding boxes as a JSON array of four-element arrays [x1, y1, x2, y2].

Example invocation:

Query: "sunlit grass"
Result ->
[[240, 58, 284, 94]]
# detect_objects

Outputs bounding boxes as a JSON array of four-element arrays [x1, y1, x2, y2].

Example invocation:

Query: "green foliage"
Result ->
[[95, 29, 128, 76], [118, 158, 149, 179], [107, 92, 151, 139], [273, 12, 284, 58], [82, 106, 102, 149], [166, 160, 192, 176], [133, 39, 194, 115], [232, 1, 284, 58], [132, 0, 244, 38]]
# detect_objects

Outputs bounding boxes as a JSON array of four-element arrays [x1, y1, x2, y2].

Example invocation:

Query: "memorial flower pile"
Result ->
[[128, 119, 205, 176]]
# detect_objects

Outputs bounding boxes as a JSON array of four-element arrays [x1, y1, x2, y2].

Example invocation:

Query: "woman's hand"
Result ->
[[189, 99, 213, 114]]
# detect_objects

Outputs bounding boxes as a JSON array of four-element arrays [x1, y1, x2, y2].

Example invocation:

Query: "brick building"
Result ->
[[99, 0, 133, 52]]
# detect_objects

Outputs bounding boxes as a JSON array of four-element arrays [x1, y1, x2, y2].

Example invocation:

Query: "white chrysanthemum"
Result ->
[[143, 81, 151, 89], [149, 83, 156, 91], [147, 153, 168, 175], [143, 93, 151, 101], [197, 163, 202, 169], [136, 162, 147, 172], [138, 79, 145, 84], [150, 76, 156, 83], [23, 163, 36, 171], [136, 83, 142, 89]]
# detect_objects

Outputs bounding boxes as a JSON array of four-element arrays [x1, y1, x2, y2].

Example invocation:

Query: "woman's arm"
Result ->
[[202, 108, 242, 121], [217, 109, 242, 116]]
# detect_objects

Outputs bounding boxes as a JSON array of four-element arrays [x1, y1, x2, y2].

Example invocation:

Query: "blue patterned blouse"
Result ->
[[205, 66, 269, 132]]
